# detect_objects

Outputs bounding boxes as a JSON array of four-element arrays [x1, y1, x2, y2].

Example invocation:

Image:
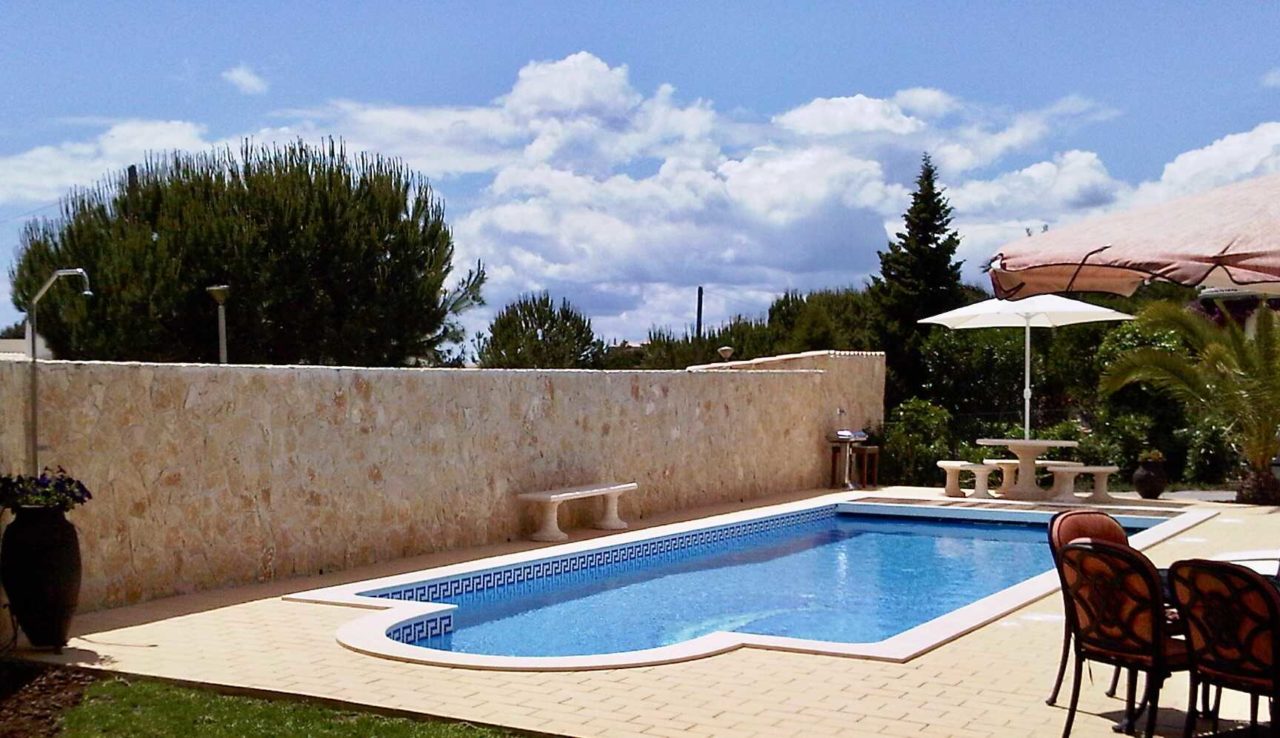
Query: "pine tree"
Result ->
[[476, 292, 604, 368], [869, 154, 969, 406], [10, 139, 485, 366]]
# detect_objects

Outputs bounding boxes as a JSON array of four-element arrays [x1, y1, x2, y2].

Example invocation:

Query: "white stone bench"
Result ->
[[517, 482, 638, 542], [983, 458, 1083, 495], [937, 461, 996, 499], [1050, 465, 1120, 502]]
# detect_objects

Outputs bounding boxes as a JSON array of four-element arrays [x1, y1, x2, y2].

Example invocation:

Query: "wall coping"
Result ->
[[687, 349, 885, 371], [0, 356, 828, 377]]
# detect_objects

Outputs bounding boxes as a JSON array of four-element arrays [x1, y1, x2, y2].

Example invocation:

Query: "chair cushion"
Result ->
[[1200, 667, 1276, 693], [1084, 634, 1188, 671]]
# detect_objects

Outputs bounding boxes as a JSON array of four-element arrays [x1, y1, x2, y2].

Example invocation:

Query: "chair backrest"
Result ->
[[1048, 511, 1131, 632], [1168, 559, 1280, 693], [1048, 510, 1128, 564], [1059, 539, 1167, 667]]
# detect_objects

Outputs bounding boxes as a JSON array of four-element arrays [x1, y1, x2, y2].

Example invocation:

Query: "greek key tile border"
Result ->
[[374, 505, 836, 642], [387, 612, 454, 644]]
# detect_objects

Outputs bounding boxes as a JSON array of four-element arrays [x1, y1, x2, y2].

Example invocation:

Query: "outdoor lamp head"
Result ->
[[72, 270, 92, 297], [34, 267, 92, 305], [206, 285, 231, 304]]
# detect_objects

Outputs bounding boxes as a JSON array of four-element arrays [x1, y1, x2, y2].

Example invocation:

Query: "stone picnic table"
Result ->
[[976, 438, 1079, 500]]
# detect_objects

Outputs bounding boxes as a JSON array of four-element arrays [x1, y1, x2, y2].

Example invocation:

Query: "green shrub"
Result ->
[[882, 397, 953, 486], [1079, 410, 1153, 477], [1176, 419, 1237, 485], [1030, 420, 1087, 461], [917, 328, 1023, 440]]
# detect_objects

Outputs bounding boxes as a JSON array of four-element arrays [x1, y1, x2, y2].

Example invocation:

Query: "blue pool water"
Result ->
[[407, 514, 1111, 658]]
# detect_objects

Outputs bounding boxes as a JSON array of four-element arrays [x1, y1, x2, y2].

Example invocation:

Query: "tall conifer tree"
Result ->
[[870, 154, 968, 406]]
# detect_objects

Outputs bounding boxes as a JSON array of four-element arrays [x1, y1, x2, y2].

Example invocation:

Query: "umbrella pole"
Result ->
[[1023, 319, 1032, 440]]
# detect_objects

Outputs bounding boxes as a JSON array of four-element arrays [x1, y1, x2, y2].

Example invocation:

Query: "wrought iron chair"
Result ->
[[1058, 539, 1188, 738], [1047, 509, 1131, 705], [1169, 559, 1280, 737]]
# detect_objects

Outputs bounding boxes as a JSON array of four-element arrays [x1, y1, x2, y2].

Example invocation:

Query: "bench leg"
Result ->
[[1084, 473, 1115, 503], [530, 501, 568, 542], [996, 465, 1015, 495], [841, 445, 855, 488], [971, 471, 995, 499], [1053, 473, 1082, 501], [942, 468, 964, 498], [595, 492, 628, 530]]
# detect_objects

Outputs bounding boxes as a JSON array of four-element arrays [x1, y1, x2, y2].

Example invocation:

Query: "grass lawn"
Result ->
[[61, 677, 512, 737]]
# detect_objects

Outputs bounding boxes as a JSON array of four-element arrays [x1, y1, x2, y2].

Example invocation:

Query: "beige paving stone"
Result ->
[[11, 490, 1276, 737], [641, 726, 718, 738], [630, 716, 699, 732]]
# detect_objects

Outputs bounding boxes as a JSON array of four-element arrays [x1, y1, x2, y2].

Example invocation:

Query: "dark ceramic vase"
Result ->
[[0, 508, 81, 651], [1132, 461, 1168, 500]]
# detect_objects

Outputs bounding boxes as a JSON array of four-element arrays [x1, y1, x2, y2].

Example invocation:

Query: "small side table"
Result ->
[[851, 445, 880, 488], [829, 440, 859, 489], [830, 441, 878, 489]]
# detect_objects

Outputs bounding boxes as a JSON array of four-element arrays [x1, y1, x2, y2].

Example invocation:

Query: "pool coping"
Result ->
[[284, 493, 1214, 671]]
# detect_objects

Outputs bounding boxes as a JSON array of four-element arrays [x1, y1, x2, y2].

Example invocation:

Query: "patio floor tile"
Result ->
[[14, 487, 1279, 736]]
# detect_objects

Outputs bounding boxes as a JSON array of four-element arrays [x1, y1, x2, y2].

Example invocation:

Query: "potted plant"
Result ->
[[1132, 450, 1168, 500], [0, 467, 92, 651]]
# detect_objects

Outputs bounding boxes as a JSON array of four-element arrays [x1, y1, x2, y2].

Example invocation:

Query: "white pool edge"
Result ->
[[285, 494, 1215, 671]]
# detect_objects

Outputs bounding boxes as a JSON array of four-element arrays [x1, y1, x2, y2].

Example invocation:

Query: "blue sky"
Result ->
[[2, 2, 1279, 341]]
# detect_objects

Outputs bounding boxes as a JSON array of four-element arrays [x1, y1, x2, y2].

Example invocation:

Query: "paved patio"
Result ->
[[18, 487, 1280, 737]]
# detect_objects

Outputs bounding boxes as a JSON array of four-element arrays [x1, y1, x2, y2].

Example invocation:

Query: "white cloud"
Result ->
[[932, 95, 1117, 173], [949, 150, 1125, 219], [10, 51, 1273, 343], [0, 120, 211, 203], [951, 122, 1280, 274], [1130, 121, 1280, 203], [1262, 68, 1280, 88], [892, 88, 960, 118], [774, 94, 924, 136], [721, 147, 899, 225], [947, 151, 1127, 269], [260, 56, 1118, 317], [502, 52, 640, 120], [279, 100, 521, 177], [221, 64, 269, 95]]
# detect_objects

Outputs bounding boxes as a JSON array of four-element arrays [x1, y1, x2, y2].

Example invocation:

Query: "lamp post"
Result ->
[[206, 285, 230, 363], [28, 268, 92, 475]]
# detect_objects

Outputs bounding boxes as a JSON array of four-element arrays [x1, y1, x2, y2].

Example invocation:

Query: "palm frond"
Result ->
[[1135, 301, 1216, 353], [1105, 302, 1280, 478], [1100, 347, 1212, 407]]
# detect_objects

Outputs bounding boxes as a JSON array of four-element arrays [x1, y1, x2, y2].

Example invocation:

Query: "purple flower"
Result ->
[[0, 467, 93, 512]]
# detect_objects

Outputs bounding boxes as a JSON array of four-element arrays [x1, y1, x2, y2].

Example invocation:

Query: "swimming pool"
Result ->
[[289, 495, 1211, 670], [414, 516, 1065, 657]]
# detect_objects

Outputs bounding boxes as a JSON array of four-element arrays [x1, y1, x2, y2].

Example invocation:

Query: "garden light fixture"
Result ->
[[206, 285, 230, 363], [28, 268, 92, 474]]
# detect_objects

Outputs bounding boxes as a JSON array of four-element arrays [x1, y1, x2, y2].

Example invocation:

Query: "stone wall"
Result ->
[[0, 352, 883, 612], [690, 350, 884, 432]]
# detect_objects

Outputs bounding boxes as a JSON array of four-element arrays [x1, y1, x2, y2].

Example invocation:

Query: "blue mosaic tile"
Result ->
[[369, 505, 835, 619]]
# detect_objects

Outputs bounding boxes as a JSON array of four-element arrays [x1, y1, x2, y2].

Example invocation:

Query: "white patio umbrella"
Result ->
[[919, 295, 1132, 439]]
